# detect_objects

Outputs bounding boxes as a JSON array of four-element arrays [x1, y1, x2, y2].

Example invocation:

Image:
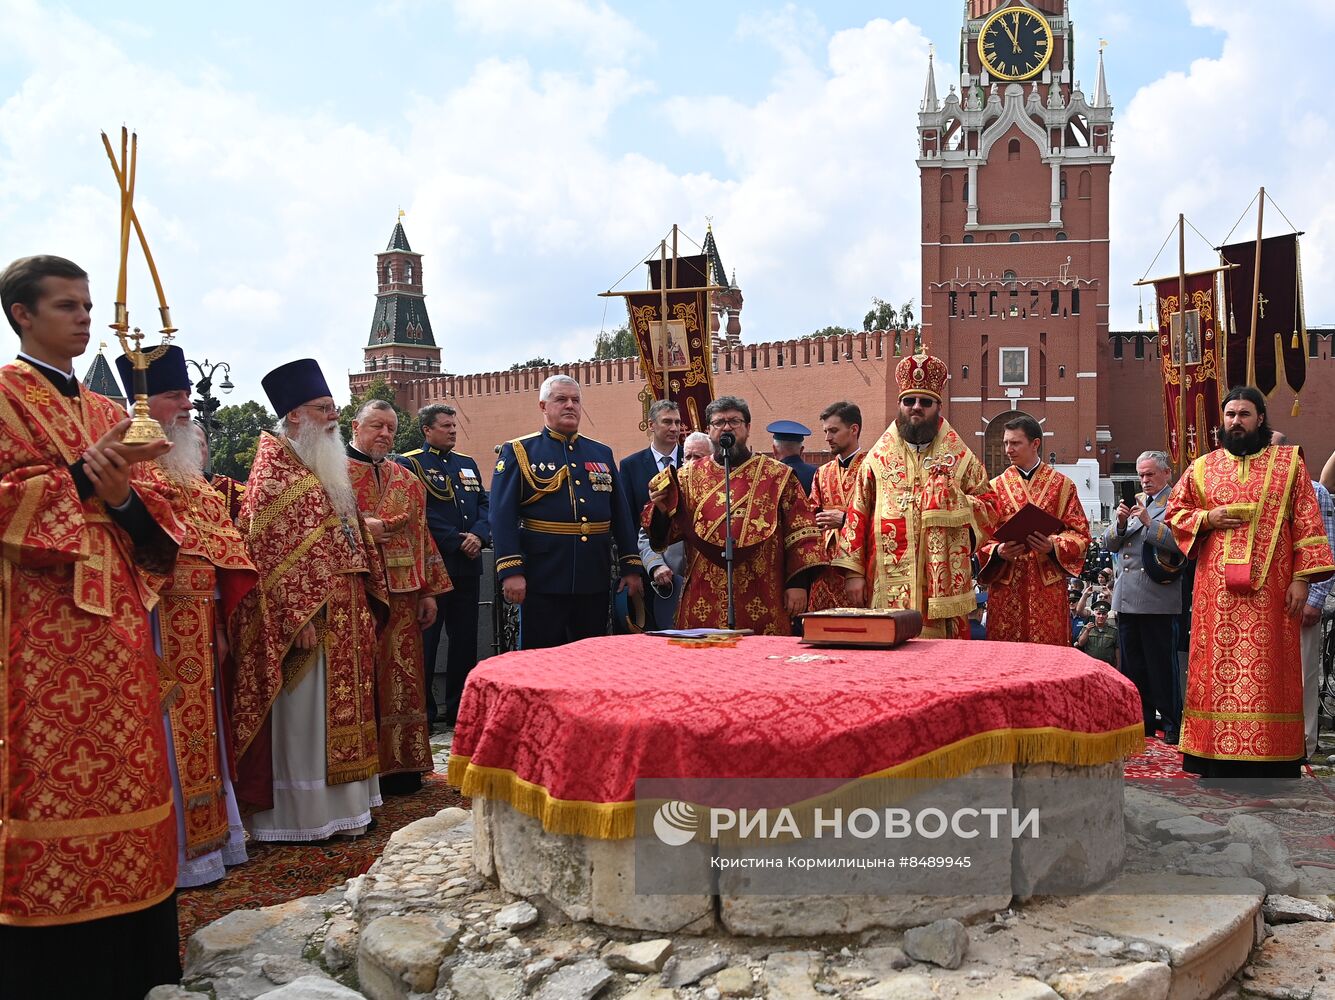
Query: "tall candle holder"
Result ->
[[101, 126, 178, 444]]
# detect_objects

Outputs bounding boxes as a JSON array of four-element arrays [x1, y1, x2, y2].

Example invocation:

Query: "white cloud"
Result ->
[[449, 0, 650, 62], [661, 17, 932, 339], [201, 284, 283, 324], [1108, 0, 1335, 329]]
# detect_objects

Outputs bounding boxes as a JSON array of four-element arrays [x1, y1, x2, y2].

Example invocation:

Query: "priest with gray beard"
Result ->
[[231, 359, 389, 842], [115, 346, 259, 882]]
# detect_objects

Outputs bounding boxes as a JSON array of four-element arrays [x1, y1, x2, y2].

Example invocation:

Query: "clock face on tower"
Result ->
[[977, 6, 1054, 81]]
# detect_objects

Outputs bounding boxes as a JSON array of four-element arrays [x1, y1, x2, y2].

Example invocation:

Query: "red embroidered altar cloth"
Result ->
[[448, 635, 1143, 839]]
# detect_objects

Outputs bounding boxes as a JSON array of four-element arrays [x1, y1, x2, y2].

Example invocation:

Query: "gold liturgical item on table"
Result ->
[[101, 127, 178, 444]]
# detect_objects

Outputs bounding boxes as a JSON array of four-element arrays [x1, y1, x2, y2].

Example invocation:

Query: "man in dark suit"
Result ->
[[618, 400, 682, 629], [768, 419, 818, 493], [397, 403, 491, 725], [620, 399, 683, 526]]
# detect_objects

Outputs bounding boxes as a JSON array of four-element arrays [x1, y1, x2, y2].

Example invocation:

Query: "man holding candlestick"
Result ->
[[1, 254, 185, 998]]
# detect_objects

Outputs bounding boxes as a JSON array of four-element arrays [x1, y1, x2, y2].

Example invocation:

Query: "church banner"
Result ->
[[1156, 270, 1225, 467], [1219, 233, 1307, 405], [625, 288, 716, 432]]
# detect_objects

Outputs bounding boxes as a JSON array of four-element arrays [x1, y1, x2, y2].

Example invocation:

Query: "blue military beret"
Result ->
[[766, 419, 811, 442]]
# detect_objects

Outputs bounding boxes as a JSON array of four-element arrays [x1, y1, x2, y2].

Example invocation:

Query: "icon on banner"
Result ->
[[652, 801, 699, 846]]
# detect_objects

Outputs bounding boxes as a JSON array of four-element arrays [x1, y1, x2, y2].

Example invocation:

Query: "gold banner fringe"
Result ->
[[446, 723, 1146, 841]]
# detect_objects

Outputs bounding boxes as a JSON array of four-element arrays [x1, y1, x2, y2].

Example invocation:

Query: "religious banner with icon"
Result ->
[[1155, 269, 1226, 467], [618, 249, 717, 433], [1219, 233, 1307, 409]]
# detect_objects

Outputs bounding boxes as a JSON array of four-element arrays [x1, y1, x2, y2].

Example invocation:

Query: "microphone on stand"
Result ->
[[719, 431, 737, 629]]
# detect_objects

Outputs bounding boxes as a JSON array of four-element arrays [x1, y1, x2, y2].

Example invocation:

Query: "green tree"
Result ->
[[593, 323, 637, 359], [509, 357, 554, 371], [208, 400, 276, 480], [800, 325, 855, 340], [339, 377, 423, 455]]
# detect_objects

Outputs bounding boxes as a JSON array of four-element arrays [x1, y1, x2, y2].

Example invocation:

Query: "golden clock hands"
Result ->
[[1000, 18, 1019, 48]]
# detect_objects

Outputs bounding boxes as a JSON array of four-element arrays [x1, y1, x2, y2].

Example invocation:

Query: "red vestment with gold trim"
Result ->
[[231, 433, 386, 811], [808, 451, 868, 612], [834, 419, 997, 638], [156, 470, 256, 857], [349, 456, 452, 778], [977, 463, 1089, 645], [0, 361, 182, 927], [1166, 446, 1334, 772], [649, 454, 824, 635]]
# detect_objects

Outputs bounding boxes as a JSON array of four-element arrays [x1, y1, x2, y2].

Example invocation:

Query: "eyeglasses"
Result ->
[[709, 417, 747, 429], [301, 402, 339, 415], [901, 396, 937, 408]]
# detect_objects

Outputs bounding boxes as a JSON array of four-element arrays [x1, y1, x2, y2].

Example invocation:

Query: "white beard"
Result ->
[[286, 420, 357, 518], [157, 420, 206, 482]]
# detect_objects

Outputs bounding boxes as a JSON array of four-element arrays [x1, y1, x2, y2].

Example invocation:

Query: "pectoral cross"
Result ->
[[340, 516, 358, 547], [1257, 293, 1268, 319]]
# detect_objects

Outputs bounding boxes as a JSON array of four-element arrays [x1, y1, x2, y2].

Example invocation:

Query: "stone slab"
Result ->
[[356, 914, 459, 1000], [254, 978, 367, 1000], [1053, 873, 1263, 1000], [185, 892, 343, 979], [1047, 961, 1171, 1000]]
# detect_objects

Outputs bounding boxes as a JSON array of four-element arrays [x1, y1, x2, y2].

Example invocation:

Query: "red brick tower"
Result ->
[[349, 218, 442, 404], [918, 0, 1113, 479]]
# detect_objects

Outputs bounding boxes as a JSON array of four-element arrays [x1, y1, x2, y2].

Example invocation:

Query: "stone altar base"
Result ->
[[472, 761, 1126, 936]]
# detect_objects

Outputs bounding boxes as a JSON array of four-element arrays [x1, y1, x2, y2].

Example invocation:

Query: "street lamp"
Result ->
[[186, 357, 233, 475]]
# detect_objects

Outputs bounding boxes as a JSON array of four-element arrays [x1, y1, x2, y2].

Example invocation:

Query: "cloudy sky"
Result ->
[[2, 0, 1330, 404]]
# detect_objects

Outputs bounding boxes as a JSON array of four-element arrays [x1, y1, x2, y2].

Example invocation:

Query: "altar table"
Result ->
[[447, 635, 1143, 840]]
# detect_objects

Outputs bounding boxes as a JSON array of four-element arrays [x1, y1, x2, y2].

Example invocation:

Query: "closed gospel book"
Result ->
[[990, 502, 1066, 545], [799, 608, 924, 648]]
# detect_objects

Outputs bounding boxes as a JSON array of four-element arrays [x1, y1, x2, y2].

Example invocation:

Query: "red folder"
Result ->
[[991, 502, 1066, 544]]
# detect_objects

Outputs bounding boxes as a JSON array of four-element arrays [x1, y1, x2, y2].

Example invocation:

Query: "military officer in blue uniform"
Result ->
[[397, 403, 491, 725], [767, 418, 818, 493], [492, 374, 643, 649]]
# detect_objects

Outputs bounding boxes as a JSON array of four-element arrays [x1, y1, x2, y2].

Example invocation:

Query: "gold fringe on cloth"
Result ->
[[446, 723, 1146, 841]]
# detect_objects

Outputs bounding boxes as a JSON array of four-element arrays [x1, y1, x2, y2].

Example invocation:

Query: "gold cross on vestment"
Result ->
[[65, 743, 112, 786], [49, 606, 84, 645], [1258, 293, 1269, 319], [50, 675, 99, 716], [25, 383, 52, 406]]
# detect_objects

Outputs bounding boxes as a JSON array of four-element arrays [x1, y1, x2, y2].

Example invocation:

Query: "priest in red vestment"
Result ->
[[1, 255, 184, 998], [116, 347, 258, 888], [835, 349, 997, 638], [1165, 387, 1334, 781], [232, 359, 388, 840], [977, 414, 1089, 645], [348, 400, 452, 795], [808, 400, 868, 611], [648, 395, 824, 635]]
